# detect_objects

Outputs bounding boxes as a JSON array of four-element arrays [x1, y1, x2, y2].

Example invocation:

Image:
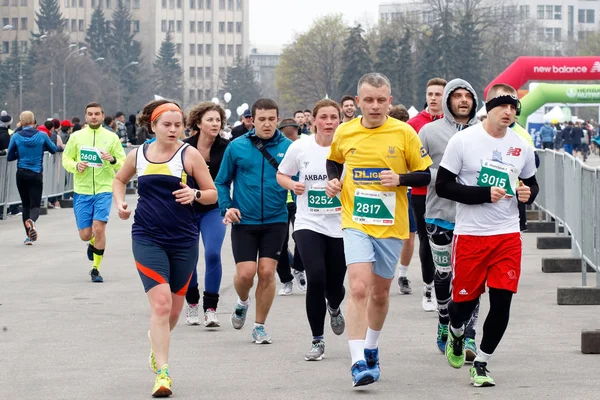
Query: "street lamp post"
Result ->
[[50, 43, 76, 118], [117, 61, 139, 111], [62, 46, 87, 119], [3, 25, 22, 112]]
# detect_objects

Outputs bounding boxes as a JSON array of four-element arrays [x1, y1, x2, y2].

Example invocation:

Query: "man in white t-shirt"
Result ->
[[435, 83, 539, 388]]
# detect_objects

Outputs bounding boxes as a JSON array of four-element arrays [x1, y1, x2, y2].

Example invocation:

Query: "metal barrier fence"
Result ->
[[0, 146, 138, 220], [535, 149, 600, 287]]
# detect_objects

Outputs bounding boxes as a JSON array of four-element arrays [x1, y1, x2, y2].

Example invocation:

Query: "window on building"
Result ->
[[176, 20, 182, 32], [198, 0, 203, 8], [168, 20, 174, 32], [227, 0, 232, 9], [11, 18, 18, 30], [537, 5, 544, 19], [2, 42, 9, 54], [20, 17, 27, 30], [236, 0, 241, 10], [197, 43, 203, 54], [206, 0, 211, 9], [133, 20, 139, 32], [206, 44, 212, 55], [205, 89, 211, 99], [197, 89, 203, 99], [105, 0, 111, 8], [71, 0, 76, 6], [189, 67, 195, 78], [176, 43, 181, 54], [545, 5, 553, 20], [79, 19, 84, 31], [227, 44, 233, 56], [133, 0, 140, 8], [227, 21, 233, 33], [21, 0, 28, 6], [161, 20, 167, 32], [190, 0, 194, 8], [219, 44, 225, 55], [190, 21, 196, 32], [189, 89, 195, 101], [71, 19, 77, 31], [219, 0, 224, 9], [236, 21, 242, 33], [554, 5, 562, 20], [162, 0, 166, 8], [198, 21, 204, 32], [206, 21, 211, 32], [235, 44, 241, 56], [169, 0, 174, 8], [2, 18, 8, 28], [587, 9, 595, 24], [177, 0, 182, 8], [190, 43, 196, 55], [79, 0, 84, 7], [219, 22, 225, 33], [205, 67, 211, 78], [197, 67, 203, 77]]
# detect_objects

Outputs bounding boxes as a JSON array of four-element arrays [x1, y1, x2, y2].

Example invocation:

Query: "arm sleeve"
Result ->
[[44, 134, 58, 154], [62, 137, 79, 173], [326, 160, 344, 180], [110, 137, 126, 170], [214, 145, 236, 215], [399, 168, 431, 187], [435, 166, 491, 205], [6, 136, 18, 161], [521, 175, 539, 205]]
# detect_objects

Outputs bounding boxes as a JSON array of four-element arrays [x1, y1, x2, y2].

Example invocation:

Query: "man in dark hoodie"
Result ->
[[7, 111, 57, 244], [418, 78, 481, 362], [0, 110, 12, 154]]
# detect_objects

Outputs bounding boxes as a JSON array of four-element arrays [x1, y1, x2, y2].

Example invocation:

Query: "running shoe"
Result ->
[[251, 325, 272, 344], [230, 302, 248, 330], [148, 330, 157, 374], [292, 269, 307, 291], [305, 340, 325, 361], [24, 237, 33, 245], [278, 281, 293, 296], [465, 338, 477, 364], [204, 308, 220, 327], [25, 219, 37, 242], [328, 306, 345, 336], [185, 303, 200, 326], [470, 361, 496, 387], [152, 365, 172, 397], [351, 360, 375, 387], [90, 268, 103, 283], [364, 348, 380, 381], [445, 328, 465, 369], [422, 285, 436, 312], [398, 277, 412, 294], [437, 323, 449, 353]]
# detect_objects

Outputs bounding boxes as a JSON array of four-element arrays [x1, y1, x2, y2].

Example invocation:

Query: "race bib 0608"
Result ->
[[477, 159, 520, 197], [80, 146, 103, 168], [307, 189, 342, 214], [352, 189, 396, 226]]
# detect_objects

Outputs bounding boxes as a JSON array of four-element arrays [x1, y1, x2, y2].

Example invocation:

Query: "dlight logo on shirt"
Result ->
[[353, 168, 386, 182]]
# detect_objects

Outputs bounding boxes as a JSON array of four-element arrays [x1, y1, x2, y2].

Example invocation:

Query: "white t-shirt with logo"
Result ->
[[439, 124, 536, 236], [278, 135, 343, 238]]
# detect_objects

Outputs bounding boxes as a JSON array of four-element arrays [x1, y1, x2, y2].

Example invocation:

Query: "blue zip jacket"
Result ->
[[215, 128, 292, 225], [539, 125, 555, 143], [7, 126, 57, 173]]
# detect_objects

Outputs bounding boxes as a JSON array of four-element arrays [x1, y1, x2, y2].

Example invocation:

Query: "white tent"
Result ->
[[543, 106, 565, 123], [476, 105, 487, 117], [408, 106, 419, 119]]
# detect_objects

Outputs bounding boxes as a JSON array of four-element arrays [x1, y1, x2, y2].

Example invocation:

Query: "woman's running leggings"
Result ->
[[16, 169, 43, 235], [294, 229, 346, 338], [186, 208, 226, 311]]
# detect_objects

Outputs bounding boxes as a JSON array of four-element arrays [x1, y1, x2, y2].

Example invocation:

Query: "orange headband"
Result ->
[[151, 103, 183, 123]]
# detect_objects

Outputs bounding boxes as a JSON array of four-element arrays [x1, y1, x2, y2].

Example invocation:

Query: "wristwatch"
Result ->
[[194, 189, 201, 200]]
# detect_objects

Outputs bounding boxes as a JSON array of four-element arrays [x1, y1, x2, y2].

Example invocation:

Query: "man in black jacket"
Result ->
[[231, 109, 253, 139]]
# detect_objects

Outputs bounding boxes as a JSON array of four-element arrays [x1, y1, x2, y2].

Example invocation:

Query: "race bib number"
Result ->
[[352, 189, 396, 226], [307, 189, 341, 214], [430, 241, 452, 273], [80, 146, 103, 168], [477, 160, 520, 197]]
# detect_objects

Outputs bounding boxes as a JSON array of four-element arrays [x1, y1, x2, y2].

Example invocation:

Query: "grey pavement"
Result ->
[[1, 196, 599, 400]]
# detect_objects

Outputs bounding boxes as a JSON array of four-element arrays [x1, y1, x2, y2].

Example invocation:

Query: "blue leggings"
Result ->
[[186, 208, 226, 310]]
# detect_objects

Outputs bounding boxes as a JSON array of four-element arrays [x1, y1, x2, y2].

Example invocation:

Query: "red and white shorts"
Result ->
[[451, 232, 522, 302]]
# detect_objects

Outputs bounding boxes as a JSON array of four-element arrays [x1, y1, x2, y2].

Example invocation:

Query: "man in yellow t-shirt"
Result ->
[[326, 73, 432, 387]]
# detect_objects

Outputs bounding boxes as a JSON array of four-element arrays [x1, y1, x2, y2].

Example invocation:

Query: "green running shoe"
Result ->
[[470, 361, 496, 387], [445, 328, 465, 369]]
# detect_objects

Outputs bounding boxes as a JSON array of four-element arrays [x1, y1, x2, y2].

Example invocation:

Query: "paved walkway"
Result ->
[[1, 196, 598, 399]]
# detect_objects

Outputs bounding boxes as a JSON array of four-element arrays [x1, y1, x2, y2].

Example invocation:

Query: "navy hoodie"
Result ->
[[7, 126, 57, 173]]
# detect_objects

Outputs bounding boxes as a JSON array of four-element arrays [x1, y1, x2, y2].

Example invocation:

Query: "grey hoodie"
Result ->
[[419, 78, 479, 226]]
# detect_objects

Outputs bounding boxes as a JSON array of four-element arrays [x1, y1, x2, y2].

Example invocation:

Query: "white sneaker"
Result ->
[[422, 285, 436, 312], [204, 308, 220, 327], [278, 281, 293, 296], [292, 269, 307, 291], [186, 302, 201, 325]]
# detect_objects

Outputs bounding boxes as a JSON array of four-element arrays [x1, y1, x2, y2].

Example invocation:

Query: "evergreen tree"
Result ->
[[396, 30, 415, 107], [338, 24, 373, 97], [35, 0, 66, 36], [153, 32, 183, 101], [454, 7, 485, 101], [85, 5, 111, 61], [374, 35, 399, 101], [5, 40, 21, 98], [224, 56, 262, 116]]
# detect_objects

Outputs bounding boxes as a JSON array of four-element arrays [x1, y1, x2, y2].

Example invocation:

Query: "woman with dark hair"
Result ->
[[113, 99, 217, 397], [183, 101, 230, 328]]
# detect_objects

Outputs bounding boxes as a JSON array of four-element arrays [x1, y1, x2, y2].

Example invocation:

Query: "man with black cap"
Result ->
[[231, 108, 253, 139]]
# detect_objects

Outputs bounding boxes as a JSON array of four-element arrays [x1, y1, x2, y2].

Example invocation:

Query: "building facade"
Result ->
[[0, 0, 250, 104], [249, 48, 279, 100]]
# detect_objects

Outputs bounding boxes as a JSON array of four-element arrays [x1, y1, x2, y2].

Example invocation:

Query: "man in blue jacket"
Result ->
[[539, 122, 555, 150], [7, 111, 57, 244], [216, 98, 292, 344]]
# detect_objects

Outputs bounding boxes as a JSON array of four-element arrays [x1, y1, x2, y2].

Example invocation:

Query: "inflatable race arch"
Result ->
[[517, 83, 600, 126]]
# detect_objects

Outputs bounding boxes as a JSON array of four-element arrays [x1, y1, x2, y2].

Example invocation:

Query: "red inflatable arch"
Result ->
[[484, 56, 600, 98]]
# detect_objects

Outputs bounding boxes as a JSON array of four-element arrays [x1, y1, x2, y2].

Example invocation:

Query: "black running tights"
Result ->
[[294, 229, 346, 338], [449, 288, 513, 355], [16, 168, 43, 235], [412, 194, 435, 284]]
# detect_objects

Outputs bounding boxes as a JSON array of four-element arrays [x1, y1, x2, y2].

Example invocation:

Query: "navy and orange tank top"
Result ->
[[132, 143, 199, 248]]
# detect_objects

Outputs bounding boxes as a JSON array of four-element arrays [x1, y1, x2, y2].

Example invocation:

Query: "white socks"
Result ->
[[451, 324, 465, 337], [348, 340, 365, 364], [475, 349, 491, 363], [365, 328, 381, 350], [399, 264, 409, 278], [238, 296, 250, 307]]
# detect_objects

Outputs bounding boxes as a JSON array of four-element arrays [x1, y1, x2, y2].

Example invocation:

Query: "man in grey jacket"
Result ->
[[419, 78, 480, 362]]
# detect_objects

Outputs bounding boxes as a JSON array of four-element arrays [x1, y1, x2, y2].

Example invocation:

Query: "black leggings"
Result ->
[[412, 194, 435, 284], [16, 169, 43, 235], [449, 288, 513, 354], [276, 203, 304, 283], [294, 229, 346, 338]]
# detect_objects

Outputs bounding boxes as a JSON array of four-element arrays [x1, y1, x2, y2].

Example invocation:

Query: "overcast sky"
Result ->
[[249, 0, 378, 52]]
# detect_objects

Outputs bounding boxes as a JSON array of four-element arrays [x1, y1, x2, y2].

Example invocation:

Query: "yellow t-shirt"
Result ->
[[328, 117, 432, 239]]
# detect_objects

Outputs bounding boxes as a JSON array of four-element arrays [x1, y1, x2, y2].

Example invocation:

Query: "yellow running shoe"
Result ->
[[148, 330, 157, 374], [152, 365, 172, 398]]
